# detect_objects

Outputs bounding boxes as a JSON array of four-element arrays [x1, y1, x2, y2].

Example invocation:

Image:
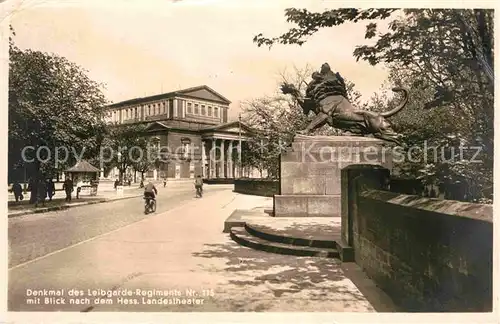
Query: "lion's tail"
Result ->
[[380, 87, 409, 118]]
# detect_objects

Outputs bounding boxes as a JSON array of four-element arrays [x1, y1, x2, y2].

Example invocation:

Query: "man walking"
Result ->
[[47, 178, 56, 201], [11, 181, 23, 202], [36, 179, 47, 208]]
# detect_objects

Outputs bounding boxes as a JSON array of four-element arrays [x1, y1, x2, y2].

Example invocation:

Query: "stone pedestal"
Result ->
[[273, 135, 393, 217]]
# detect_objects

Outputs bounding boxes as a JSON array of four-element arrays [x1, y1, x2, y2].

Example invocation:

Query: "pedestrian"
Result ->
[[11, 181, 23, 202], [163, 177, 167, 188], [28, 178, 38, 204], [46, 178, 56, 201], [114, 179, 119, 190], [194, 175, 203, 197], [76, 178, 83, 199], [62, 177, 74, 202], [36, 179, 47, 207]]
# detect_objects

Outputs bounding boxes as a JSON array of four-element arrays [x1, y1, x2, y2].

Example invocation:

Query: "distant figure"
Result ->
[[194, 175, 203, 197], [62, 178, 74, 202], [27, 178, 38, 204], [36, 179, 47, 207], [114, 179, 119, 190], [163, 178, 167, 188], [11, 181, 23, 202], [46, 179, 56, 201], [76, 178, 84, 199], [144, 180, 158, 200], [139, 180, 144, 188]]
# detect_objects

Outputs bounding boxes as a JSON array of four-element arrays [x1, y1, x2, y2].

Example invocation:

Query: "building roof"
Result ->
[[65, 160, 100, 173], [105, 85, 231, 109]]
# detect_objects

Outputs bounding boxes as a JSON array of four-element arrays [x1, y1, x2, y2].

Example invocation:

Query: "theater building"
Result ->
[[102, 85, 259, 180]]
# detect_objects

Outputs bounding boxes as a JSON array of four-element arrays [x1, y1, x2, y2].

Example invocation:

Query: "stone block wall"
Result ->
[[233, 179, 279, 197], [342, 165, 493, 312]]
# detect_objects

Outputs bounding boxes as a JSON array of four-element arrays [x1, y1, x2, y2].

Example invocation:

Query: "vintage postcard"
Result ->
[[2, 0, 497, 322]]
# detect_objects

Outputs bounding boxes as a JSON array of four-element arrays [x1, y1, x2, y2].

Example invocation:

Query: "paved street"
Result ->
[[8, 184, 391, 312], [8, 182, 230, 268]]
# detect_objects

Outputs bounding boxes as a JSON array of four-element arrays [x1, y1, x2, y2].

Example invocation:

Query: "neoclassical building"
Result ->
[[103, 85, 258, 180]]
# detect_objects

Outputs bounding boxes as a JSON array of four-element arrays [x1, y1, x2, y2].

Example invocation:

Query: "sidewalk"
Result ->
[[7, 187, 143, 218]]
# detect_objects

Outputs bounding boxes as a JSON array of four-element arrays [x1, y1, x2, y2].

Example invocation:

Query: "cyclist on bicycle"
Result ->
[[144, 180, 158, 202], [194, 175, 203, 197]]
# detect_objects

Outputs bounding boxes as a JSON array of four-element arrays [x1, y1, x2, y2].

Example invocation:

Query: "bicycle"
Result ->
[[144, 196, 156, 214]]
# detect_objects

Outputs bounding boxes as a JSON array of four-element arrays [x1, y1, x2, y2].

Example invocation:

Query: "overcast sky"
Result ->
[[8, 0, 395, 120]]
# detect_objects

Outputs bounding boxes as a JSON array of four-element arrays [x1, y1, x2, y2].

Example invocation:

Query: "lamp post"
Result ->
[[238, 113, 242, 179], [117, 151, 122, 184]]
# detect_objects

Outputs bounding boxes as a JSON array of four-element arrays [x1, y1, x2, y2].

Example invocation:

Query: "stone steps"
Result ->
[[229, 226, 340, 259], [245, 223, 337, 249]]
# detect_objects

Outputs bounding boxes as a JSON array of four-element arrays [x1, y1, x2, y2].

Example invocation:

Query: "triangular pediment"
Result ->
[[202, 121, 254, 134], [178, 86, 231, 104]]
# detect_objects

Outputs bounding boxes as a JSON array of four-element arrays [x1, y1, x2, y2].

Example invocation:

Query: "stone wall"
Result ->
[[341, 165, 493, 312], [233, 179, 279, 197]]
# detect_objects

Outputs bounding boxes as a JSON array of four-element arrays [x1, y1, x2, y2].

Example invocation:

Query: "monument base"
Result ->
[[276, 134, 392, 217], [274, 194, 340, 217]]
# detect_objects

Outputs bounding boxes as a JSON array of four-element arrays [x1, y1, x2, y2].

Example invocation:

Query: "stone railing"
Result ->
[[341, 164, 493, 312], [233, 178, 279, 197]]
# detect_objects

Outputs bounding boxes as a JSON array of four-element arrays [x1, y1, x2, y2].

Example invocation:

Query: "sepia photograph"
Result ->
[[2, 0, 496, 322]]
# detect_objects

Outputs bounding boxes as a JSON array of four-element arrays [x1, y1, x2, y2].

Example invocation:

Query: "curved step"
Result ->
[[245, 223, 337, 249], [230, 227, 339, 258]]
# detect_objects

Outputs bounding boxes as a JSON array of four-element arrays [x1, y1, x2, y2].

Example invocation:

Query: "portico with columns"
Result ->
[[201, 121, 254, 179]]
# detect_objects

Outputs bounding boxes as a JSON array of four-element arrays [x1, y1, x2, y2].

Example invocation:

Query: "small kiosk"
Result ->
[[65, 160, 100, 196]]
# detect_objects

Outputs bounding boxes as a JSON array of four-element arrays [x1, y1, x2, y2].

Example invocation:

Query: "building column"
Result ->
[[201, 140, 206, 178], [236, 140, 242, 178], [220, 139, 225, 178], [227, 140, 233, 178], [153, 169, 158, 180], [210, 138, 216, 178]]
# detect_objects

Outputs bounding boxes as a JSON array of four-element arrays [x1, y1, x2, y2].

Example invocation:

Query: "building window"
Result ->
[[148, 105, 151, 116], [177, 103, 182, 117], [163, 102, 166, 114], [134, 107, 138, 119], [208, 106, 212, 116], [187, 103, 192, 114], [201, 105, 206, 115], [194, 104, 199, 114], [214, 107, 219, 117]]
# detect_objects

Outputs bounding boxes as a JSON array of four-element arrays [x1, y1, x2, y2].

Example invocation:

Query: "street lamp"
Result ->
[[117, 152, 122, 184], [238, 113, 242, 178]]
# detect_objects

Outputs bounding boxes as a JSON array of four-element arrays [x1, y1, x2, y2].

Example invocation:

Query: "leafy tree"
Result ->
[[254, 8, 493, 203], [9, 26, 108, 182], [132, 138, 163, 181], [241, 66, 363, 177], [382, 68, 492, 202]]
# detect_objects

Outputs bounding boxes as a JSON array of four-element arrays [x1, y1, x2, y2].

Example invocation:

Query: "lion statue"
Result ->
[[281, 63, 409, 145]]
